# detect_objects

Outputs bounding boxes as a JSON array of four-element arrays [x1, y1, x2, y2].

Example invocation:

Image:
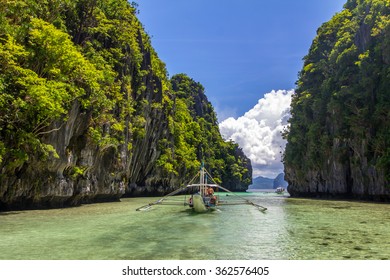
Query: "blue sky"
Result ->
[[137, 0, 346, 120], [136, 0, 347, 178]]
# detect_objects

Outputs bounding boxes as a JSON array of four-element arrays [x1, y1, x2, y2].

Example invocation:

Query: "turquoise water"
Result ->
[[1, 193, 389, 260]]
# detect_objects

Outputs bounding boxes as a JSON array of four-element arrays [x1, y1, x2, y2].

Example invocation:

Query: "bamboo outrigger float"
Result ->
[[136, 164, 267, 213]]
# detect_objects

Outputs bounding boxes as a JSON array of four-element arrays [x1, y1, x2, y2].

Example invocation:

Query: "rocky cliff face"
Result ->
[[0, 31, 168, 209], [1, 101, 126, 209], [0, 0, 252, 210], [169, 74, 253, 191], [222, 145, 252, 192], [273, 173, 288, 189], [286, 137, 389, 200], [284, 0, 390, 201]]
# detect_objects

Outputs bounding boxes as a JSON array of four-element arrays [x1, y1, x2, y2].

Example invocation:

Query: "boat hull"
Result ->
[[192, 194, 208, 213], [191, 194, 218, 213]]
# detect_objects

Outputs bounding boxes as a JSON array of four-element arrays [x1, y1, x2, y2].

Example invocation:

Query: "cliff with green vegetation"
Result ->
[[170, 74, 252, 192], [284, 0, 390, 201], [0, 0, 251, 210]]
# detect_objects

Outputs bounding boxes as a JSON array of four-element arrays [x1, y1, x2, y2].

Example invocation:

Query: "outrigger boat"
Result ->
[[136, 164, 267, 213], [275, 187, 285, 194]]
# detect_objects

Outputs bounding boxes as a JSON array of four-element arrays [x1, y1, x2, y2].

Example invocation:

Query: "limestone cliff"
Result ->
[[0, 0, 251, 210], [284, 0, 390, 201], [170, 74, 252, 192]]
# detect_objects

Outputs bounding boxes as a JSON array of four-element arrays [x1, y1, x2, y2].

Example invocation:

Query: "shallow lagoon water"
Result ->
[[1, 193, 389, 260]]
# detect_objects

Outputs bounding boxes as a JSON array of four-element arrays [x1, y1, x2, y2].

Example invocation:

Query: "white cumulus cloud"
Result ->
[[219, 89, 293, 178]]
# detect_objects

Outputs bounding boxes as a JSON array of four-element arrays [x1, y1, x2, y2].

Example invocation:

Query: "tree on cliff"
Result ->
[[283, 0, 390, 199]]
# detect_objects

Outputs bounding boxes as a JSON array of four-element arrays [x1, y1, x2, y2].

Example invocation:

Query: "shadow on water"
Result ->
[[0, 211, 22, 216]]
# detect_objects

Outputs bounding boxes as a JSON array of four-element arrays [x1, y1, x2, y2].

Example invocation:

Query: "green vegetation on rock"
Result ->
[[0, 0, 251, 210], [283, 0, 390, 199], [168, 74, 252, 190]]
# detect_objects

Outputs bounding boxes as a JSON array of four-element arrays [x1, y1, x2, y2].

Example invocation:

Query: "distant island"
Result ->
[[248, 173, 288, 190]]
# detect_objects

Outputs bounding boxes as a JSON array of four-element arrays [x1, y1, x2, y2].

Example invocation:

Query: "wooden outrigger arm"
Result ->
[[202, 169, 267, 212], [216, 184, 267, 212], [135, 171, 200, 211]]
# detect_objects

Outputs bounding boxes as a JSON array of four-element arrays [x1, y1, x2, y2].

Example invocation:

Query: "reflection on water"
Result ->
[[0, 193, 389, 260]]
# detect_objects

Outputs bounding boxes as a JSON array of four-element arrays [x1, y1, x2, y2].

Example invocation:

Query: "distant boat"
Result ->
[[136, 163, 267, 213], [275, 187, 285, 194]]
